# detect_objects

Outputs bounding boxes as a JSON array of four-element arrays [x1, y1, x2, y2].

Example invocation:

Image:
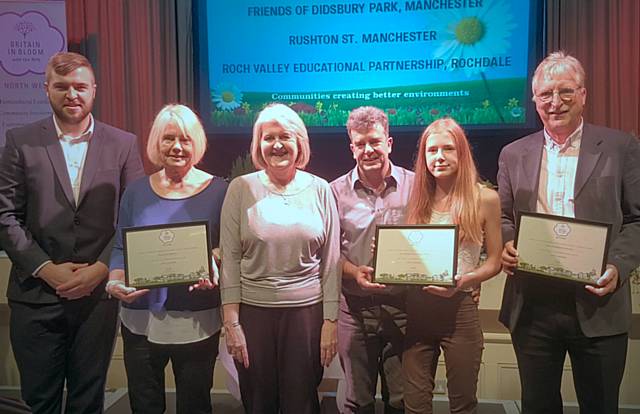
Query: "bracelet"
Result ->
[[104, 279, 124, 299], [225, 321, 241, 328], [105, 279, 125, 293]]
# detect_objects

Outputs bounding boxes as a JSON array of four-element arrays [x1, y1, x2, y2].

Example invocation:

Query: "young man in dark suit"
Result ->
[[0, 52, 144, 414], [498, 51, 640, 414]]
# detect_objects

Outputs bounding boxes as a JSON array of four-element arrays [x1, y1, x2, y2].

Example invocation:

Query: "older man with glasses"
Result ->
[[497, 51, 640, 414]]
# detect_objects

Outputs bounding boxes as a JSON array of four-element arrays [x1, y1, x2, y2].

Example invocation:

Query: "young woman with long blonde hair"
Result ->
[[403, 118, 502, 414]]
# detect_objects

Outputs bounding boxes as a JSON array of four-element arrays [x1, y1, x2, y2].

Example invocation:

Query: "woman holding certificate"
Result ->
[[219, 103, 340, 414], [402, 118, 502, 414], [106, 104, 227, 414]]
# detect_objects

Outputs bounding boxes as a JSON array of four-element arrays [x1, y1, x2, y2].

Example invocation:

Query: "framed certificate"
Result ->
[[515, 212, 611, 285], [123, 221, 212, 289], [373, 225, 458, 286]]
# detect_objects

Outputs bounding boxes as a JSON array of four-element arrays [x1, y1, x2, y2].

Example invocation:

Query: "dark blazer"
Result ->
[[497, 123, 640, 337], [0, 116, 144, 304]]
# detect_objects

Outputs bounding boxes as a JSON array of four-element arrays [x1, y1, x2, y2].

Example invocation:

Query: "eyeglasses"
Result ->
[[534, 87, 582, 103]]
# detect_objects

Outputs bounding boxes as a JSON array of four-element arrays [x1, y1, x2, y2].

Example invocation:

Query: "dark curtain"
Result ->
[[65, 0, 193, 172], [547, 0, 640, 137]]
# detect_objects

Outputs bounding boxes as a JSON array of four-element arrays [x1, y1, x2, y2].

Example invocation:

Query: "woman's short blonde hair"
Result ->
[[146, 104, 207, 167], [250, 103, 311, 170]]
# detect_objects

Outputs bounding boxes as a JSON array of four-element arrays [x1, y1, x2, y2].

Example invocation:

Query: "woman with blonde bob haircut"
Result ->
[[220, 103, 340, 413], [147, 104, 208, 167], [402, 118, 502, 414], [107, 104, 228, 414], [249, 103, 311, 170]]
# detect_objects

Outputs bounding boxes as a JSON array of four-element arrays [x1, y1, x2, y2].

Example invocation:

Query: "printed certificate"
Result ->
[[373, 225, 458, 286], [123, 221, 212, 289], [515, 212, 611, 285]]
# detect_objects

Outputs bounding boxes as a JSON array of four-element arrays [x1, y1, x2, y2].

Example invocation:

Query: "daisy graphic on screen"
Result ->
[[432, 0, 515, 77], [212, 82, 243, 111]]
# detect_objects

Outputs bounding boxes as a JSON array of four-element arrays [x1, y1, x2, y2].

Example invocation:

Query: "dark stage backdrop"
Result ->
[[65, 0, 639, 182]]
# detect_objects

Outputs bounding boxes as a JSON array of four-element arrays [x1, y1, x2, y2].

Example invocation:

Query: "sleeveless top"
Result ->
[[430, 209, 482, 275], [404, 209, 483, 344]]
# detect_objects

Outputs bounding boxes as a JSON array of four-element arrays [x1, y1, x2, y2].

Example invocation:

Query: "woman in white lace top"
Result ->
[[402, 118, 502, 414]]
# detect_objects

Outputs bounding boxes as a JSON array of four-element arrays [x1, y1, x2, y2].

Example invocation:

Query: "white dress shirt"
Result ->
[[53, 114, 94, 204], [536, 121, 583, 218]]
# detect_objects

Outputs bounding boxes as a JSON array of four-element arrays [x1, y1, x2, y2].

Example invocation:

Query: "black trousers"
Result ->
[[121, 325, 220, 414], [9, 297, 119, 414], [511, 298, 628, 414], [236, 303, 324, 414]]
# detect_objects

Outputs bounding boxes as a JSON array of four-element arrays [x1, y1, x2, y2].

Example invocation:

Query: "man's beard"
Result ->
[[51, 101, 92, 125]]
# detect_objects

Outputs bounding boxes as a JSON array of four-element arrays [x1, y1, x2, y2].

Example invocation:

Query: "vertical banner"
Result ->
[[0, 0, 67, 147]]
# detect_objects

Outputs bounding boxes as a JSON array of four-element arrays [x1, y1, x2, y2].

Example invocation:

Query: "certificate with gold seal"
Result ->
[[373, 225, 458, 286], [515, 212, 611, 285], [123, 221, 212, 289]]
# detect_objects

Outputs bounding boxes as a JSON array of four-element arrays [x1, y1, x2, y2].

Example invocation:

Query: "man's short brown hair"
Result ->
[[346, 106, 389, 138], [45, 52, 95, 83]]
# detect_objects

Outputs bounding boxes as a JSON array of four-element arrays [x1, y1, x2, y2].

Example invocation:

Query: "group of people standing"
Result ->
[[0, 49, 637, 414]]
